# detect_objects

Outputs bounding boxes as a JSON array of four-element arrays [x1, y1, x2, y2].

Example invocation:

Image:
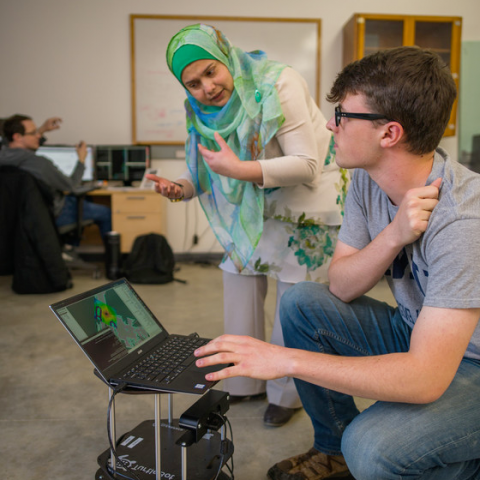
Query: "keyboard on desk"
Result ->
[[121, 335, 209, 386]]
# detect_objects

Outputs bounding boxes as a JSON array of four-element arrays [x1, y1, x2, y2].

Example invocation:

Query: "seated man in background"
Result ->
[[1, 115, 62, 148], [0, 114, 111, 245], [193, 46, 480, 480]]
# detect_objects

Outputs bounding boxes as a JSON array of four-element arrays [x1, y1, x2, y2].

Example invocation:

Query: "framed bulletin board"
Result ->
[[130, 15, 322, 145]]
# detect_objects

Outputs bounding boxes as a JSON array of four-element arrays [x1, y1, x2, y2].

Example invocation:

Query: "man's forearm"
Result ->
[[329, 225, 404, 302], [195, 307, 478, 406], [285, 348, 447, 405]]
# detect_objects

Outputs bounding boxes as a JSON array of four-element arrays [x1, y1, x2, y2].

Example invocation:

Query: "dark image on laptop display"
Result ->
[[50, 278, 225, 395]]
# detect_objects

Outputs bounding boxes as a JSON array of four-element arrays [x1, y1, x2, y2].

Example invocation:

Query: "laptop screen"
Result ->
[[37, 145, 94, 181], [52, 279, 163, 371]]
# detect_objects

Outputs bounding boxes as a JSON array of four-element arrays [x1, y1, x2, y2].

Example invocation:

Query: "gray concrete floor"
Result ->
[[0, 261, 395, 480]]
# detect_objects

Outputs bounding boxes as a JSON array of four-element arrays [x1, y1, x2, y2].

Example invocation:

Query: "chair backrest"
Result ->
[[0, 165, 71, 293]]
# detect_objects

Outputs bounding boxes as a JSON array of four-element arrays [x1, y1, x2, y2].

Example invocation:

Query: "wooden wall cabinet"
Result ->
[[343, 14, 462, 136]]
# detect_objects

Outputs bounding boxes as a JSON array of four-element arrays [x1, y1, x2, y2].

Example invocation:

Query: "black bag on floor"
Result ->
[[123, 233, 182, 284]]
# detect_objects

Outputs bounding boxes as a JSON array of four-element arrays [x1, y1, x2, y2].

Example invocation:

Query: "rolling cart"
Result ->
[[94, 383, 234, 480]]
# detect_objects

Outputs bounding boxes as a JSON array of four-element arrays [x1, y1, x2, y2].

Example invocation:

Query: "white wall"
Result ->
[[2, 0, 479, 252]]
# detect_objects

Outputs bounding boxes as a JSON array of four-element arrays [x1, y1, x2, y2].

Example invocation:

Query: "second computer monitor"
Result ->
[[95, 145, 150, 186]]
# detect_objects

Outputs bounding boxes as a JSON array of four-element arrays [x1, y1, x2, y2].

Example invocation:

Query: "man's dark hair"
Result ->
[[2, 114, 32, 143], [326, 46, 457, 155]]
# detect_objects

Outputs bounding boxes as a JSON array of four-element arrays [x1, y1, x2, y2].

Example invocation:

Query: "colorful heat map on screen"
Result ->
[[93, 296, 149, 349]]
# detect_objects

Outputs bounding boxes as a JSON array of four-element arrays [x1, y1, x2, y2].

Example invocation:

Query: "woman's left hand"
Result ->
[[198, 131, 243, 178]]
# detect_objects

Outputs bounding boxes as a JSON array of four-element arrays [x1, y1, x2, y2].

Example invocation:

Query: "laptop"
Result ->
[[49, 278, 225, 395]]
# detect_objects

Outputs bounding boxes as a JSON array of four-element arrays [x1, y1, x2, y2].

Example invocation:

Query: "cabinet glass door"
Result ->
[[414, 21, 452, 67], [364, 20, 403, 56]]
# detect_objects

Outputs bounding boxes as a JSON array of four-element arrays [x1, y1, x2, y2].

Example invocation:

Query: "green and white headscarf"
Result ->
[[166, 24, 287, 271]]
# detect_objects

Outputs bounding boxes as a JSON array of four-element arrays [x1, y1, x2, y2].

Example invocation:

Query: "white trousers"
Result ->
[[222, 271, 302, 409]]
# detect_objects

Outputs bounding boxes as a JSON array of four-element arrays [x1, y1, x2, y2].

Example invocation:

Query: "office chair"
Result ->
[[56, 186, 102, 279], [0, 166, 71, 293]]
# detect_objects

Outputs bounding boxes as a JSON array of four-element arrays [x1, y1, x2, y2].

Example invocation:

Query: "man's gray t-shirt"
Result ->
[[0, 147, 84, 215], [339, 148, 480, 359]]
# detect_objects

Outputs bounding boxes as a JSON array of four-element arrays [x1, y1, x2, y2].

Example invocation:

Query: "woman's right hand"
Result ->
[[145, 174, 184, 200]]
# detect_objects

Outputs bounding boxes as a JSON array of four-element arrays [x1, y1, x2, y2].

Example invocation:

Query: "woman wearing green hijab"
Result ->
[[147, 24, 349, 427]]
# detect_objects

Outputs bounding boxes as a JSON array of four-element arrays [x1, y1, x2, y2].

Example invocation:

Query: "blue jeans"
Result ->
[[280, 282, 480, 480], [56, 195, 112, 244]]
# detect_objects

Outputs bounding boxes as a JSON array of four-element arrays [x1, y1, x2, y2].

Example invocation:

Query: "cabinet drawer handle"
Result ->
[[126, 196, 146, 200], [126, 215, 147, 220]]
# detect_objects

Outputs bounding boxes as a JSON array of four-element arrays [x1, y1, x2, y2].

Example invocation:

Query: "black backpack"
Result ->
[[123, 233, 184, 284]]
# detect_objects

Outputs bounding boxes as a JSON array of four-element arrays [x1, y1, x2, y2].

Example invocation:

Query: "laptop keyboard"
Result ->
[[122, 336, 208, 385]]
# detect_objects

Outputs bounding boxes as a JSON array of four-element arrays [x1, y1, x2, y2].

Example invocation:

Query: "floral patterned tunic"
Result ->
[[218, 67, 349, 283], [220, 139, 349, 283]]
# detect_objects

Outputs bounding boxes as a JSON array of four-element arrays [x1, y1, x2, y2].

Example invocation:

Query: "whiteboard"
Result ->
[[130, 15, 321, 145]]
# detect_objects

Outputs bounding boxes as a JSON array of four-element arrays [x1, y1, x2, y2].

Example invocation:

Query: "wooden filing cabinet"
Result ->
[[86, 189, 165, 253], [342, 13, 462, 137], [110, 190, 164, 253]]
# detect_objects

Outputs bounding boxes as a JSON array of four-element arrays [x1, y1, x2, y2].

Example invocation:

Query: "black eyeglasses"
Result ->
[[334, 106, 390, 127], [23, 130, 39, 136]]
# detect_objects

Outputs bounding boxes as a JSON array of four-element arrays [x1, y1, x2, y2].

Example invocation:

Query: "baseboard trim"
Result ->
[[78, 251, 223, 266], [174, 252, 222, 265]]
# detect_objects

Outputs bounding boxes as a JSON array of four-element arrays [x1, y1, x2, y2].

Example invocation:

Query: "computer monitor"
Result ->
[[37, 145, 95, 182], [95, 145, 150, 186]]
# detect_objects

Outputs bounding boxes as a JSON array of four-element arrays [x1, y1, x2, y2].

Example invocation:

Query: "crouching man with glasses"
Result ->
[[193, 46, 480, 480]]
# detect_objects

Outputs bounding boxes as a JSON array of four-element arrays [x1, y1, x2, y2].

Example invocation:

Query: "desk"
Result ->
[[90, 188, 165, 253]]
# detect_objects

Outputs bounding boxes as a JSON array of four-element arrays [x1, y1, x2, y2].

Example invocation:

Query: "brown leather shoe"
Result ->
[[267, 447, 353, 479], [263, 403, 300, 427]]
